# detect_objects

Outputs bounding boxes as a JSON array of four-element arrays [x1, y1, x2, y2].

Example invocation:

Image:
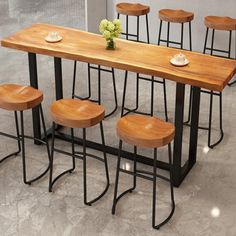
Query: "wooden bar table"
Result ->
[[1, 23, 236, 186]]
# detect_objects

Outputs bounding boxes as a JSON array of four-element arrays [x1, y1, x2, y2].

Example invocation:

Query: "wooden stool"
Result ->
[[112, 114, 175, 229], [203, 16, 236, 85], [117, 3, 168, 121], [158, 9, 194, 50], [49, 98, 110, 205], [116, 2, 150, 42], [187, 16, 236, 148], [0, 84, 50, 184]]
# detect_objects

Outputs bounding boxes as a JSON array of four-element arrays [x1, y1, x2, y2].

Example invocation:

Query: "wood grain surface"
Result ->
[[0, 83, 43, 111], [1, 23, 236, 91], [50, 98, 105, 128], [117, 114, 175, 148], [159, 9, 194, 23]]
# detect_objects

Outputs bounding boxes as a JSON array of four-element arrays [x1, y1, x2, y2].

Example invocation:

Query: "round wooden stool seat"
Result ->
[[204, 16, 236, 31], [50, 98, 105, 128], [159, 9, 194, 23], [117, 115, 175, 148], [0, 84, 43, 111], [116, 3, 150, 16]]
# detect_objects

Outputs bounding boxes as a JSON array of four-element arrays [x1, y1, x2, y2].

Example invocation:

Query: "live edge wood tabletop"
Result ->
[[1, 23, 236, 91]]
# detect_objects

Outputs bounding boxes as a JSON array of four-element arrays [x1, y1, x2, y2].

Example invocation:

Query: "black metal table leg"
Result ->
[[173, 84, 201, 187], [188, 87, 201, 166], [173, 83, 185, 186], [28, 53, 41, 144], [54, 57, 63, 100]]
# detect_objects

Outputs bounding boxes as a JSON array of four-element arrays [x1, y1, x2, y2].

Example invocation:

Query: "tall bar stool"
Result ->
[[72, 62, 118, 118], [0, 84, 50, 184], [157, 9, 195, 127], [49, 98, 109, 205], [187, 16, 236, 148], [158, 9, 194, 50], [117, 3, 168, 120], [112, 114, 175, 229], [204, 16, 236, 85]]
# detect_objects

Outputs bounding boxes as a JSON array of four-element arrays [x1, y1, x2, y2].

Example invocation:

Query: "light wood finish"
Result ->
[[159, 9, 194, 23], [117, 115, 175, 148], [50, 98, 105, 128], [116, 3, 150, 16], [1, 23, 236, 92], [205, 16, 236, 31], [0, 84, 43, 111]]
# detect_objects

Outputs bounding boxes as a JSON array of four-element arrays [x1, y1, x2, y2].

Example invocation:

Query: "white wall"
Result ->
[[86, 0, 107, 33], [107, 0, 236, 56]]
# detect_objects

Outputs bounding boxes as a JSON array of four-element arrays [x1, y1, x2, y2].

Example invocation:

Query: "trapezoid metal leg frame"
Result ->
[[49, 122, 110, 205], [112, 141, 175, 229]]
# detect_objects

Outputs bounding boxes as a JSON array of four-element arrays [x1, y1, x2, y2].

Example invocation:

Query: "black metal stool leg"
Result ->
[[203, 27, 209, 54], [208, 92, 224, 148], [158, 20, 163, 45], [152, 148, 158, 229], [210, 29, 215, 56], [152, 145, 175, 229], [146, 14, 150, 44], [49, 122, 55, 192], [167, 22, 170, 47], [82, 128, 89, 205], [97, 65, 101, 105], [151, 76, 154, 116], [82, 123, 110, 206], [121, 71, 128, 117], [100, 122, 110, 186], [132, 146, 137, 190], [104, 68, 118, 118], [189, 22, 192, 51], [71, 128, 76, 171], [126, 15, 129, 40], [14, 111, 21, 155], [112, 140, 123, 214], [20, 105, 50, 185], [137, 16, 140, 42], [181, 23, 184, 49], [208, 91, 213, 148], [163, 79, 168, 121], [72, 61, 77, 98], [49, 123, 76, 191], [20, 111, 28, 184]]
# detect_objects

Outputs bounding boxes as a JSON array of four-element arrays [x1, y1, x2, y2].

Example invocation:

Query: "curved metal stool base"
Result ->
[[49, 122, 110, 206]]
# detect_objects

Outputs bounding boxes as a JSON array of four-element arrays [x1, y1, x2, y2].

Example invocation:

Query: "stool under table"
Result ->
[[49, 98, 110, 205], [0, 84, 50, 184]]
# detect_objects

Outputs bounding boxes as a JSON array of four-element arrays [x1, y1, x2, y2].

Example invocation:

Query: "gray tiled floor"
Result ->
[[1, 1, 236, 235]]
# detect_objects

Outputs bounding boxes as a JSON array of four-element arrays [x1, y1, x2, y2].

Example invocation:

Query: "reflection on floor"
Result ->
[[0, 0, 236, 235]]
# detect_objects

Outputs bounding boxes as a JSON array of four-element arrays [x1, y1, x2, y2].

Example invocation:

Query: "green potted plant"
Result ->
[[99, 19, 122, 50]]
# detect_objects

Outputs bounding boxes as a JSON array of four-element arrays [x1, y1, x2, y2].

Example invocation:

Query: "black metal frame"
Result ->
[[185, 27, 230, 148], [204, 27, 236, 86], [121, 73, 168, 120], [72, 61, 118, 118], [112, 141, 175, 229], [158, 20, 192, 51], [29, 52, 201, 187], [0, 105, 50, 184], [49, 121, 110, 205], [118, 13, 168, 120]]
